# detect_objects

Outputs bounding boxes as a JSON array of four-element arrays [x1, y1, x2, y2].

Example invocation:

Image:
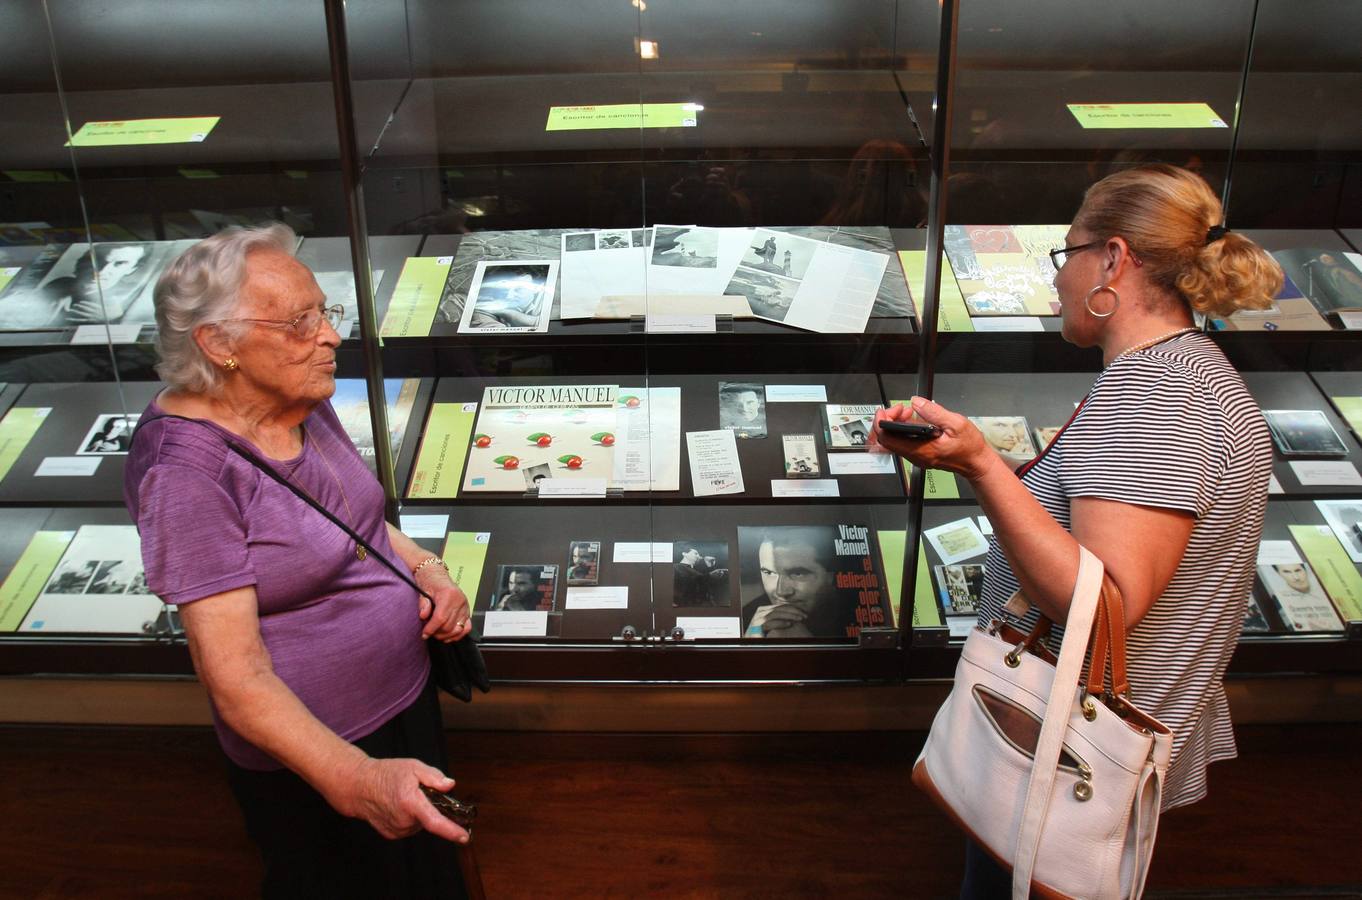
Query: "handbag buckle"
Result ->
[[1073, 763, 1094, 802], [1080, 692, 1097, 722], [1003, 640, 1025, 668]]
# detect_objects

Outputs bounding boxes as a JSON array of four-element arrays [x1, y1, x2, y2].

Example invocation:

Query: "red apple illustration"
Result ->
[[528, 432, 552, 447], [591, 431, 615, 446], [493, 455, 520, 469], [558, 454, 584, 470], [473, 433, 492, 448], [620, 395, 641, 408]]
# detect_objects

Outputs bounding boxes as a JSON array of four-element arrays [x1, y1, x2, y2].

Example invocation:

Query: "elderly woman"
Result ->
[[874, 165, 1279, 895], [123, 225, 472, 899]]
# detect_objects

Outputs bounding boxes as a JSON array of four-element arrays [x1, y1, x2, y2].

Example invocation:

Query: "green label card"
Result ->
[[0, 530, 73, 632], [177, 167, 220, 180], [546, 103, 700, 132], [440, 531, 491, 612], [3, 170, 70, 183], [381, 256, 451, 338], [886, 397, 960, 499], [899, 250, 973, 333], [1067, 103, 1227, 130], [1290, 525, 1362, 623], [1331, 396, 1362, 439], [407, 402, 478, 499], [0, 267, 20, 293], [67, 116, 221, 147], [877, 531, 943, 628], [0, 407, 51, 482]]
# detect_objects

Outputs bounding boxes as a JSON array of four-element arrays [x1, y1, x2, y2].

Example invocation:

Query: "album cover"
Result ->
[[970, 416, 1037, 463], [934, 563, 985, 616], [1271, 248, 1362, 317], [464, 384, 617, 492], [1241, 595, 1270, 633], [75, 413, 139, 456], [736, 524, 889, 638], [1315, 500, 1362, 564], [943, 225, 1069, 317], [0, 241, 188, 329], [822, 404, 878, 450], [1032, 426, 1062, 450], [1262, 409, 1350, 457], [330, 379, 419, 470], [566, 541, 601, 586], [718, 381, 767, 439], [1257, 562, 1344, 632], [672, 541, 731, 607], [491, 564, 558, 612], [781, 434, 820, 478]]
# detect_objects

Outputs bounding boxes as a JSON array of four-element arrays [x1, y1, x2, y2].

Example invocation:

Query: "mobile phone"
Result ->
[[877, 420, 942, 440], [421, 785, 478, 828]]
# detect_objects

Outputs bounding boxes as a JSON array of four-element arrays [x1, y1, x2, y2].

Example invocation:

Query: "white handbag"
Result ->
[[912, 547, 1173, 900]]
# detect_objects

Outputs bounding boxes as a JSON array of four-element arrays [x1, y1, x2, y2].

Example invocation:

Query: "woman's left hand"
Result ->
[[414, 567, 473, 643], [869, 397, 997, 482]]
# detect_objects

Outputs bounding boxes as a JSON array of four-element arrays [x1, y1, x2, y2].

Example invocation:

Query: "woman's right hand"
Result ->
[[341, 756, 470, 844], [870, 397, 999, 482]]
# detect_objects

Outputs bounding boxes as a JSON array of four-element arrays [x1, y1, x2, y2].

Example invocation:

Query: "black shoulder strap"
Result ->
[[135, 412, 431, 601]]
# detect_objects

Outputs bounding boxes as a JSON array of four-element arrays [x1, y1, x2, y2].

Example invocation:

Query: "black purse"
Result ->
[[223, 442, 491, 703]]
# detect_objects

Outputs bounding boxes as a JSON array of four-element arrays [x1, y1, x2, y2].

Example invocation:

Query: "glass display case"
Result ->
[[1, 0, 1358, 687]]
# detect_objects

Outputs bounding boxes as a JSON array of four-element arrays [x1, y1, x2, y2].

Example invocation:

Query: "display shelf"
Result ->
[[1242, 371, 1362, 499]]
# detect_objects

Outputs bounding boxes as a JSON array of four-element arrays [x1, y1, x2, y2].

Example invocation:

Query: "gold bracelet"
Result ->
[[413, 556, 448, 577]]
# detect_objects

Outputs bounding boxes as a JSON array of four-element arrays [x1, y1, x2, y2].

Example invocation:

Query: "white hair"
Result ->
[[153, 224, 296, 393]]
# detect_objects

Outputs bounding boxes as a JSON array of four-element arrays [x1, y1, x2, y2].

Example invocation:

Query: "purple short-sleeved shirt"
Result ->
[[124, 395, 429, 770]]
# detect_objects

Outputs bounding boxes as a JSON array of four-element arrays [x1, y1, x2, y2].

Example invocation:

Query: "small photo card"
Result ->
[[924, 517, 990, 565], [76, 413, 139, 456], [566, 540, 601, 586], [490, 564, 558, 612], [781, 433, 820, 478], [969, 416, 1037, 464]]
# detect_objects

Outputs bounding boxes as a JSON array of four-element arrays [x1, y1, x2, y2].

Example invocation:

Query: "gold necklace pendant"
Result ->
[[356, 546, 367, 561]]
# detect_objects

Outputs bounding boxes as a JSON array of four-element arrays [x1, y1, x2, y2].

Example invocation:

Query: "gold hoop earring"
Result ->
[[1084, 285, 1119, 319], [222, 357, 239, 371]]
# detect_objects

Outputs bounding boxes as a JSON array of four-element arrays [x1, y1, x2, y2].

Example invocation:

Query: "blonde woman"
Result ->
[[874, 165, 1280, 895]]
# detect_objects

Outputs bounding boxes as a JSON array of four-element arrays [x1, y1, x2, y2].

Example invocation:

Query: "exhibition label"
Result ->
[[1066, 103, 1227, 129], [67, 116, 221, 146], [545, 103, 700, 131], [0, 407, 51, 482], [406, 402, 478, 499], [899, 250, 973, 332], [877, 531, 939, 628], [1289, 525, 1362, 623], [439, 531, 491, 612], [1331, 396, 1362, 437], [380, 256, 452, 337], [0, 531, 73, 632]]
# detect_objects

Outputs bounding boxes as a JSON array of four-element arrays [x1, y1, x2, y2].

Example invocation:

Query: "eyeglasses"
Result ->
[[1048, 241, 1101, 271], [214, 304, 344, 340]]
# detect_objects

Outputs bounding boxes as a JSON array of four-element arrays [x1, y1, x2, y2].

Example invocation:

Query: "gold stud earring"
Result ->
[[223, 357, 239, 371]]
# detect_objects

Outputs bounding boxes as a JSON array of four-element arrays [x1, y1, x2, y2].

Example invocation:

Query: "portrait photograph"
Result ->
[[521, 462, 553, 490], [970, 416, 1037, 461], [459, 260, 555, 333], [1257, 562, 1344, 632], [76, 413, 140, 456], [1033, 425, 1062, 449], [718, 381, 767, 439], [1, 241, 183, 329], [672, 540, 731, 608], [492, 564, 558, 612], [566, 541, 601, 586], [651, 226, 718, 269]]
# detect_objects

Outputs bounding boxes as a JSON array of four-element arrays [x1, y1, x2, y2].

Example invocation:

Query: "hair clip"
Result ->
[[1205, 224, 1230, 245]]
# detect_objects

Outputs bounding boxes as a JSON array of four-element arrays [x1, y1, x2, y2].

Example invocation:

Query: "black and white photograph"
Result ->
[[672, 540, 731, 608], [87, 560, 138, 595], [0, 241, 184, 329], [970, 416, 1037, 463], [43, 558, 97, 595], [630, 228, 652, 248], [435, 229, 560, 327], [1263, 409, 1350, 457], [724, 267, 799, 322], [563, 233, 596, 252], [1242, 595, 1271, 633], [522, 462, 552, 490], [782, 434, 820, 478], [76, 413, 139, 455], [823, 404, 880, 450], [125, 570, 149, 595], [458, 260, 556, 333], [718, 381, 767, 439], [1257, 562, 1344, 632], [566, 541, 600, 586], [596, 231, 632, 250], [650, 226, 718, 269], [492, 564, 558, 612], [935, 563, 986, 616], [1316, 500, 1362, 564], [741, 228, 817, 281]]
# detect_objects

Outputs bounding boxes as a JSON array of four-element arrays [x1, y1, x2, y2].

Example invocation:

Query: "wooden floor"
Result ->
[[1, 723, 1360, 899]]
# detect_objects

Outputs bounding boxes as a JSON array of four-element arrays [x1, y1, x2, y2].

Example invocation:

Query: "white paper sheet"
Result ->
[[826, 453, 896, 476], [593, 293, 753, 319], [613, 387, 682, 492], [770, 479, 840, 498], [686, 429, 744, 496], [70, 324, 142, 344], [613, 542, 672, 563], [558, 229, 649, 319], [1289, 460, 1362, 486], [20, 525, 162, 634], [971, 316, 1045, 332], [645, 314, 715, 333], [564, 586, 629, 610], [647, 226, 749, 295], [764, 384, 828, 403], [482, 610, 549, 637], [924, 517, 990, 565], [537, 478, 608, 498], [398, 514, 450, 539], [1257, 540, 1302, 566], [35, 456, 101, 477], [674, 616, 742, 639]]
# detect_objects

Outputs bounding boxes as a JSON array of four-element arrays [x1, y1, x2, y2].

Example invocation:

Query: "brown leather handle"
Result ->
[[1085, 574, 1131, 698]]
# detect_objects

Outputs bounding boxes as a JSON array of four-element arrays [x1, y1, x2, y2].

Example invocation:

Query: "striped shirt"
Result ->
[[977, 332, 1271, 810]]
